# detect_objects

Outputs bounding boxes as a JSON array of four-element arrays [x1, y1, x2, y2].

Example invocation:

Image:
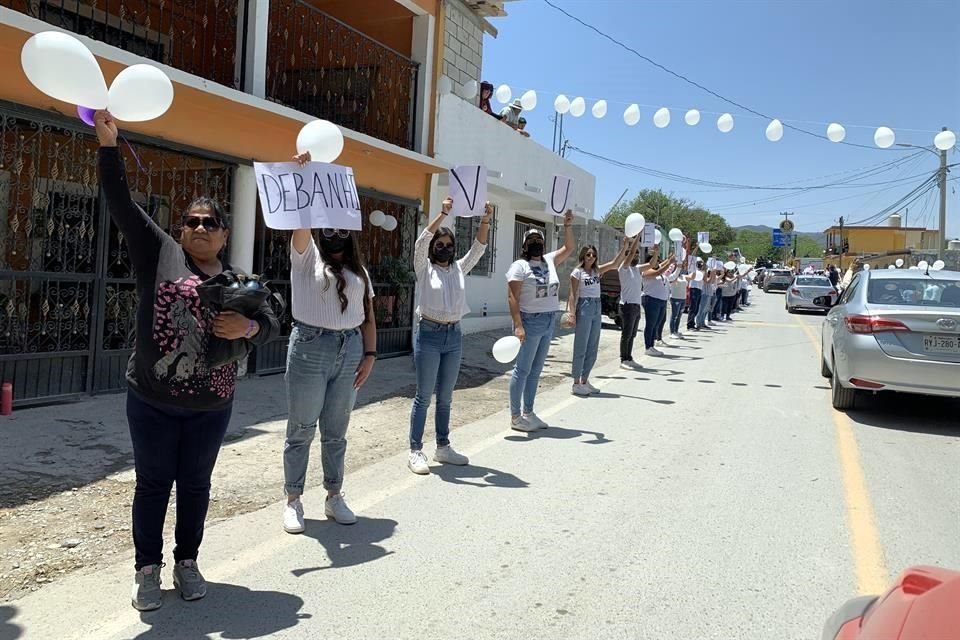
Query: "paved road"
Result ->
[[3, 292, 959, 640]]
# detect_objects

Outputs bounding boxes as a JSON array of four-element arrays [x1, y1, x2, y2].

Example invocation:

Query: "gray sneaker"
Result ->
[[131, 564, 163, 611], [173, 559, 207, 601]]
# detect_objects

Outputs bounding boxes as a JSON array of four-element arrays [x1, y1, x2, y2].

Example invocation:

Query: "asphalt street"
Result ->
[[3, 292, 959, 640]]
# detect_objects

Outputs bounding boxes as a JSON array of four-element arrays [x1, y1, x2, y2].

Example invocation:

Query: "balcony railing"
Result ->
[[2, 0, 241, 89], [266, 0, 419, 151]]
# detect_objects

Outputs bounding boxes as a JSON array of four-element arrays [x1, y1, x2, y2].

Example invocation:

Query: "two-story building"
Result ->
[[0, 0, 449, 405], [823, 214, 938, 270]]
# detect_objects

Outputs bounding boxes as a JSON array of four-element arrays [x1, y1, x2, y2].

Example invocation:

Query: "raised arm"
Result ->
[[598, 237, 635, 274], [552, 210, 576, 264]]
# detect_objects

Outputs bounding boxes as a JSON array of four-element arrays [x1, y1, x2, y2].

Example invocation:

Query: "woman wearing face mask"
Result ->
[[568, 239, 634, 396], [720, 269, 739, 322], [506, 210, 576, 431], [282, 152, 377, 533], [406, 198, 492, 475], [667, 265, 689, 340], [478, 81, 500, 119], [694, 265, 714, 330], [640, 246, 676, 357], [94, 112, 280, 611], [617, 240, 644, 368]]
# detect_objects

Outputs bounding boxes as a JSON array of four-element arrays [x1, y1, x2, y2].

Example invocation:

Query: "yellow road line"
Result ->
[[795, 318, 889, 594]]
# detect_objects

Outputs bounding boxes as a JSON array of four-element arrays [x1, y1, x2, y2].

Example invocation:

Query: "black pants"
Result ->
[[619, 303, 642, 361], [722, 295, 737, 319], [127, 391, 232, 569], [687, 289, 702, 329]]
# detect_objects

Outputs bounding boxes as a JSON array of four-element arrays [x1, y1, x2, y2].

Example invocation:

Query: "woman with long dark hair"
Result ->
[[640, 245, 675, 357], [407, 198, 492, 475], [568, 240, 633, 396], [95, 112, 280, 611], [282, 153, 377, 533], [478, 81, 500, 119]]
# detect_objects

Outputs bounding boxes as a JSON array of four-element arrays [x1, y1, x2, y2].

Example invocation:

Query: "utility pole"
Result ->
[[938, 126, 949, 260], [838, 216, 845, 273]]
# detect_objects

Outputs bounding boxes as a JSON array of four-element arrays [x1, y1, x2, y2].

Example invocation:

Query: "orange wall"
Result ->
[[0, 23, 434, 205]]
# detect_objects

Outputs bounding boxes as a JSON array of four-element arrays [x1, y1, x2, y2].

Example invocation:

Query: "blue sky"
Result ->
[[481, 0, 960, 236]]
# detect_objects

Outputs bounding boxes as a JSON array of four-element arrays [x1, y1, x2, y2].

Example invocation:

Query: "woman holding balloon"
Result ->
[[506, 210, 576, 431], [406, 198, 493, 475], [640, 245, 676, 356]]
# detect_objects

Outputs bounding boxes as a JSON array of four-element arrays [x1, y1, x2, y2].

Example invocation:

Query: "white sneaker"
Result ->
[[434, 445, 469, 466], [669, 333, 678, 340], [676, 332, 685, 340], [572, 383, 591, 397], [524, 412, 548, 430], [324, 493, 357, 525], [645, 347, 664, 357], [585, 382, 601, 394], [511, 415, 537, 432], [620, 360, 636, 370], [656, 339, 667, 347], [408, 450, 430, 475], [282, 498, 305, 534]]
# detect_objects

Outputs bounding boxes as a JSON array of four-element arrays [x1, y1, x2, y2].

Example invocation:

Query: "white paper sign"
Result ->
[[697, 231, 710, 245], [254, 162, 361, 231], [549, 175, 574, 215], [674, 241, 684, 260], [449, 165, 487, 217], [687, 255, 697, 272], [640, 223, 657, 247]]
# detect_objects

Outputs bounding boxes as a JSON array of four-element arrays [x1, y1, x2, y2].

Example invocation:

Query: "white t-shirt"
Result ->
[[670, 274, 689, 299], [506, 251, 561, 314], [290, 237, 372, 330], [642, 273, 670, 301], [413, 229, 487, 322], [690, 271, 705, 290], [570, 267, 601, 299], [618, 265, 643, 304]]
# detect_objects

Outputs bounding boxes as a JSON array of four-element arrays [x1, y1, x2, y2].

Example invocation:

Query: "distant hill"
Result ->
[[735, 225, 826, 247]]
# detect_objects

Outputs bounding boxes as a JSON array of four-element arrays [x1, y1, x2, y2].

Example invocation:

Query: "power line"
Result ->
[[541, 0, 912, 152]]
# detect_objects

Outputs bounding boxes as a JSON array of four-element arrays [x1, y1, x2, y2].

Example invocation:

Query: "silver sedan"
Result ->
[[820, 268, 960, 410], [785, 275, 837, 313]]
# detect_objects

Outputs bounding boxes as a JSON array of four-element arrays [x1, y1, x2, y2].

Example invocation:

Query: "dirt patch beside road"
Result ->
[[0, 322, 623, 601]]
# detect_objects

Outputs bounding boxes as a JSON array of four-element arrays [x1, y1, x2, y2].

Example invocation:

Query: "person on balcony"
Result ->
[[478, 81, 500, 119], [506, 211, 576, 431], [406, 198, 492, 475], [94, 111, 280, 612], [517, 117, 531, 138], [500, 99, 523, 129], [281, 154, 378, 534]]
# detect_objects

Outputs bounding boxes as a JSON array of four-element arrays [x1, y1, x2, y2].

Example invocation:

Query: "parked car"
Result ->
[[786, 275, 838, 313], [600, 270, 622, 327], [823, 566, 959, 640], [763, 269, 793, 292], [818, 269, 960, 410]]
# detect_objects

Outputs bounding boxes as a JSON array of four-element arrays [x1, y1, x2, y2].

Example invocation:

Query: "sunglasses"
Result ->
[[183, 216, 224, 230], [321, 228, 351, 239]]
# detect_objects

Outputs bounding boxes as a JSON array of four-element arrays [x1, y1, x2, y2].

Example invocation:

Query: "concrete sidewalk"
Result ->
[[0, 318, 624, 602]]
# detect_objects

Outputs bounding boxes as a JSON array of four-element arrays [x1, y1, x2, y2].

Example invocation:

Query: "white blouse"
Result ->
[[414, 229, 487, 323], [290, 237, 372, 330]]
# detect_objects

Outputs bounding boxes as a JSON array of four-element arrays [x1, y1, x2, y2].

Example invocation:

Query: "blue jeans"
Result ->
[[572, 297, 602, 380], [283, 323, 362, 495], [641, 296, 667, 349], [696, 291, 714, 328], [669, 298, 685, 334], [410, 319, 462, 451], [510, 311, 557, 417]]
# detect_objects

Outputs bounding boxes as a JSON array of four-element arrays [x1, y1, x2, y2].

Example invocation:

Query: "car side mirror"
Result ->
[[812, 295, 836, 308]]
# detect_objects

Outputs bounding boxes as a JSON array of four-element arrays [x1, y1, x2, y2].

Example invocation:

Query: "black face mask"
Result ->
[[432, 245, 455, 263], [319, 235, 349, 254], [526, 242, 544, 258]]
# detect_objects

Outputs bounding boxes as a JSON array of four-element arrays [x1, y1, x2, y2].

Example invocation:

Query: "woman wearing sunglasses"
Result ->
[[94, 112, 280, 611], [406, 197, 492, 475], [282, 153, 377, 534]]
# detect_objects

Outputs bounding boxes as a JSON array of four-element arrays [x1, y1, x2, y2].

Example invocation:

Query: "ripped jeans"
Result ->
[[283, 323, 362, 495]]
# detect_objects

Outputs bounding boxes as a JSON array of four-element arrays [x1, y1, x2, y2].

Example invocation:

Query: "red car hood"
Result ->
[[857, 566, 960, 639]]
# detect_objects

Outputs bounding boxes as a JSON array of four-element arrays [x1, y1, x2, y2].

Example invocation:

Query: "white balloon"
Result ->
[[495, 84, 512, 104], [934, 130, 956, 151], [653, 107, 670, 128], [864, 264, 872, 270], [717, 113, 734, 133], [554, 94, 571, 114], [296, 119, 345, 163], [370, 210, 386, 227], [887, 265, 896, 269], [738, 264, 750, 275], [569, 97, 586, 118], [684, 109, 701, 126], [765, 119, 784, 142], [724, 261, 736, 271], [623, 104, 641, 126], [107, 64, 174, 122], [492, 336, 521, 363], [932, 260, 946, 271], [827, 123, 846, 143], [591, 100, 608, 119], [874, 126, 895, 149], [520, 89, 537, 111], [437, 75, 453, 95], [895, 258, 904, 267], [699, 242, 712, 253], [654, 229, 663, 244], [918, 260, 929, 270], [624, 212, 646, 238], [21, 31, 109, 109], [461, 79, 479, 100], [382, 215, 398, 232], [668, 227, 683, 242]]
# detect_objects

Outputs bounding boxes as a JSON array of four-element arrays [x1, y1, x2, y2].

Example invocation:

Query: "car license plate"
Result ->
[[923, 335, 960, 353]]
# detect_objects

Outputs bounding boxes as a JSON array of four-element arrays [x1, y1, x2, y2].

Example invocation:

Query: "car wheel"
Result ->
[[821, 353, 831, 378], [830, 359, 857, 410], [786, 304, 795, 314]]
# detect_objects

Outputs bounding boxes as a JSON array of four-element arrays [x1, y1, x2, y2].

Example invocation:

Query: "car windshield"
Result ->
[[771, 270, 791, 277], [796, 277, 831, 287], [867, 278, 960, 307]]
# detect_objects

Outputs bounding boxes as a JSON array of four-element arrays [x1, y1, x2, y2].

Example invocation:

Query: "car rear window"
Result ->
[[771, 270, 791, 277], [867, 279, 960, 307], [795, 277, 831, 286]]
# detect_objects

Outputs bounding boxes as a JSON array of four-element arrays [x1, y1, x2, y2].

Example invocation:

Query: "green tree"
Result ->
[[717, 229, 823, 262], [603, 189, 735, 246]]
